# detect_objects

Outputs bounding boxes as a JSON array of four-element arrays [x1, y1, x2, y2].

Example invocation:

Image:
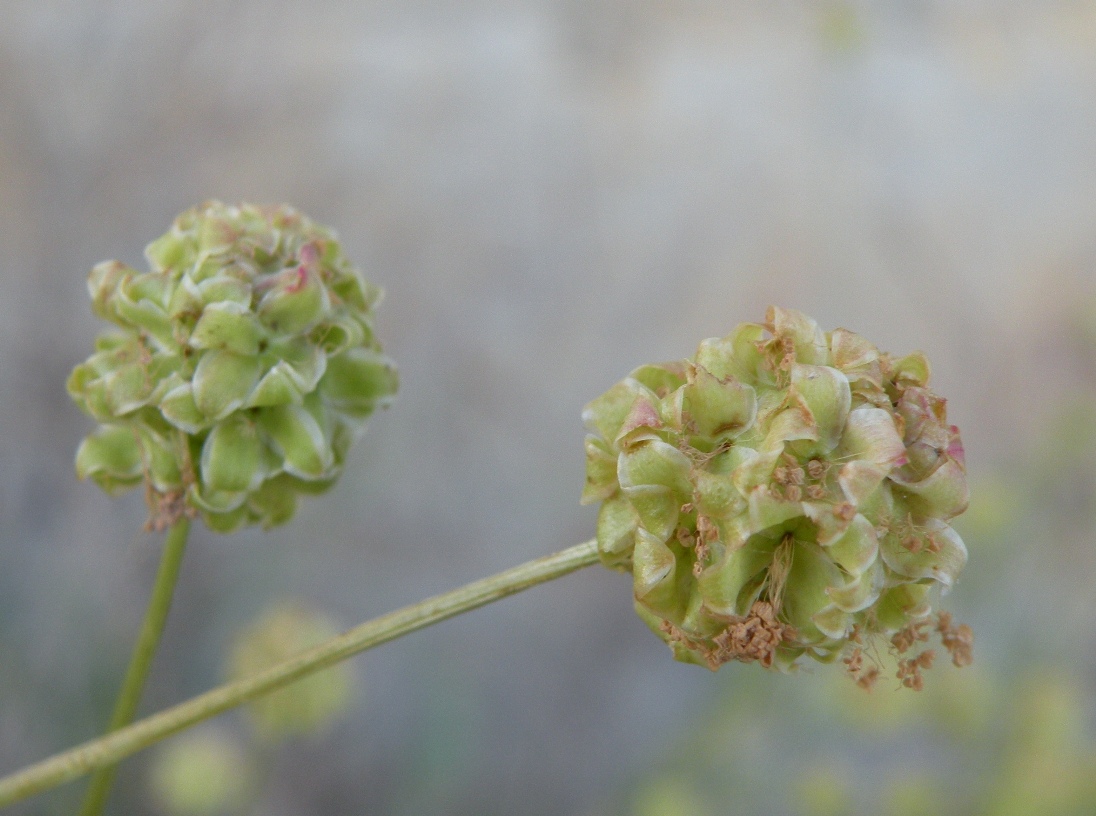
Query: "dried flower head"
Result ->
[[582, 307, 971, 682], [68, 202, 397, 532]]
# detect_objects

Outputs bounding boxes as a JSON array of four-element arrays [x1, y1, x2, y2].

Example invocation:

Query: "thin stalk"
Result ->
[[0, 539, 600, 809], [78, 517, 191, 816]]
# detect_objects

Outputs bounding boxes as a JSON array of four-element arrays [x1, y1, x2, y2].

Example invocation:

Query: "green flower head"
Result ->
[[582, 307, 971, 687], [69, 201, 397, 532]]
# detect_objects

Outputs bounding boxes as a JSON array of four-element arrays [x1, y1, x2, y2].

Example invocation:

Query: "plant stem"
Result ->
[[77, 517, 191, 816], [0, 538, 600, 809]]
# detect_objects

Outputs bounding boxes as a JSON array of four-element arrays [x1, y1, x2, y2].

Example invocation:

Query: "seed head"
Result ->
[[68, 202, 397, 531], [581, 307, 970, 681]]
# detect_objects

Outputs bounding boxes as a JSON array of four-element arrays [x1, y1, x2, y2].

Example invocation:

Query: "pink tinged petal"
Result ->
[[790, 364, 851, 453], [581, 380, 645, 442], [766, 306, 828, 365], [616, 394, 664, 445], [947, 427, 966, 467], [828, 328, 882, 383], [192, 351, 262, 420], [196, 209, 244, 254], [697, 536, 777, 617], [838, 407, 907, 467], [825, 560, 885, 613], [879, 520, 968, 590], [256, 264, 331, 335], [595, 495, 639, 570], [683, 365, 757, 440], [896, 387, 948, 446]]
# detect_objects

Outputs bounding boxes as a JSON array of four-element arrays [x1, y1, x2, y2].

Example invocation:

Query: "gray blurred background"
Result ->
[[3, 1, 1096, 814]]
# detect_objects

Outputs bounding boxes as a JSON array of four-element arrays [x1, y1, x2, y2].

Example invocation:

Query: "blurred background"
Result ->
[[2, 1, 1096, 813]]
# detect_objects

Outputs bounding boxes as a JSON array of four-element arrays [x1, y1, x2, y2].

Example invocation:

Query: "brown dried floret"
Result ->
[[856, 666, 880, 691], [891, 621, 929, 654], [660, 601, 797, 671], [937, 612, 974, 668]]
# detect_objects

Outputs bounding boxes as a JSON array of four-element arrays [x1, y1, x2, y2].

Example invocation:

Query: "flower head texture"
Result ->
[[582, 307, 970, 684], [68, 201, 397, 532]]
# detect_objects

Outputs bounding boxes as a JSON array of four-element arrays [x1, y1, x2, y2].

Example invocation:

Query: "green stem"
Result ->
[[77, 517, 191, 816], [0, 539, 600, 809]]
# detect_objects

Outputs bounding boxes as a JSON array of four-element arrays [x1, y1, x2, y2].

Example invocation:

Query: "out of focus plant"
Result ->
[[228, 601, 353, 741], [147, 728, 254, 816]]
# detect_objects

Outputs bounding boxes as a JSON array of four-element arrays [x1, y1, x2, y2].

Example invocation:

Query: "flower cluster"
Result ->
[[68, 202, 397, 532], [582, 307, 970, 682]]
